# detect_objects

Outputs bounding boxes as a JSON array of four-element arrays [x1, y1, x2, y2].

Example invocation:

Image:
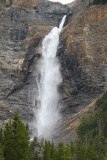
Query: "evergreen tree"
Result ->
[[58, 142, 65, 160], [75, 139, 86, 160], [64, 144, 72, 160], [84, 145, 98, 160], [70, 141, 75, 158], [0, 128, 3, 142], [93, 0, 107, 4], [3, 113, 31, 160], [52, 148, 58, 160], [43, 140, 51, 160], [50, 141, 54, 159], [0, 143, 5, 160], [93, 133, 106, 160], [30, 137, 40, 160], [50, 141, 58, 160]]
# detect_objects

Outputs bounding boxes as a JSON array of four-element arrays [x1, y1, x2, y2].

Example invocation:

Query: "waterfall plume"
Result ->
[[33, 15, 66, 139]]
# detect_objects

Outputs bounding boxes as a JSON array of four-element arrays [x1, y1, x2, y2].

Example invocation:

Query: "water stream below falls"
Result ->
[[33, 15, 66, 139]]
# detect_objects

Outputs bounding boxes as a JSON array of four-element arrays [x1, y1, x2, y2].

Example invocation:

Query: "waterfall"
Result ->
[[35, 15, 66, 139]]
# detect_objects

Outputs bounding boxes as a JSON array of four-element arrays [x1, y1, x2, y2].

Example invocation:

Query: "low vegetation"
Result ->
[[92, 0, 107, 4], [0, 92, 107, 160], [88, 0, 107, 6]]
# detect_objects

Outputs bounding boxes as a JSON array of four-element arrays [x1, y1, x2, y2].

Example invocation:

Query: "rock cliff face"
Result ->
[[55, 2, 107, 142], [0, 0, 107, 142], [0, 0, 69, 125], [59, 4, 107, 118]]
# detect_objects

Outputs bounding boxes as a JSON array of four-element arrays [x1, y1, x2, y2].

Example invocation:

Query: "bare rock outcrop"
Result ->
[[54, 3, 107, 142], [58, 4, 107, 118]]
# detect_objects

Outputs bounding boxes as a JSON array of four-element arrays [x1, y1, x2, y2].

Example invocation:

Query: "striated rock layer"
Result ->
[[55, 3, 107, 142], [0, 0, 107, 142], [59, 4, 107, 117]]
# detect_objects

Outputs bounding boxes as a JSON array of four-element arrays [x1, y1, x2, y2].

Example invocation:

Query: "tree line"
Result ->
[[88, 0, 107, 6], [0, 92, 107, 160], [92, 0, 107, 4], [82, 0, 107, 6]]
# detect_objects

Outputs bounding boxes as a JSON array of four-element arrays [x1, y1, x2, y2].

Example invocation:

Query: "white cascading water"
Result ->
[[36, 15, 66, 139]]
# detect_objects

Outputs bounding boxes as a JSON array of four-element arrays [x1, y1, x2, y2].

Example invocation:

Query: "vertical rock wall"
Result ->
[[0, 0, 69, 125]]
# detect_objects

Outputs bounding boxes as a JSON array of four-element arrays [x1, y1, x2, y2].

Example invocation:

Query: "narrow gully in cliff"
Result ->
[[32, 15, 66, 139]]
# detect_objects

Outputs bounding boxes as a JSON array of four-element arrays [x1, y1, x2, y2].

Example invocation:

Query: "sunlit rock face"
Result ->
[[59, 4, 107, 116], [55, 3, 107, 143]]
